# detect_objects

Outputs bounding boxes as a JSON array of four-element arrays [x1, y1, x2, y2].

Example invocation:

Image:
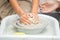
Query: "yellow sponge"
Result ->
[[14, 32, 25, 35]]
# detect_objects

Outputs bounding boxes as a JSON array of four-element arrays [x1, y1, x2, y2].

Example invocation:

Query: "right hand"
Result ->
[[19, 13, 32, 25]]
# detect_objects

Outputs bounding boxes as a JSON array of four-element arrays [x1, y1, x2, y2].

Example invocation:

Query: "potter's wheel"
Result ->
[[0, 14, 59, 35], [12, 17, 49, 34]]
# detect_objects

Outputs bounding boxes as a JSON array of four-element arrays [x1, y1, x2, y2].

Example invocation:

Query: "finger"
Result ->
[[41, 5, 45, 9], [21, 14, 29, 20], [20, 17, 31, 24], [20, 19, 28, 25], [40, 5, 46, 11], [21, 16, 28, 20], [23, 18, 31, 24], [41, 6, 48, 12]]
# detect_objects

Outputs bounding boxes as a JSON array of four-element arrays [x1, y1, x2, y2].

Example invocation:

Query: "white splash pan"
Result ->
[[0, 14, 59, 37]]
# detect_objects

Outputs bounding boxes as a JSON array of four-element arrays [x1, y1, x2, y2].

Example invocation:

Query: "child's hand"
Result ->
[[20, 13, 32, 25], [40, 2, 59, 13], [19, 13, 39, 25]]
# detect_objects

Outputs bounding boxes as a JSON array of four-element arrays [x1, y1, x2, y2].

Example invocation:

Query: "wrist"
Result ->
[[19, 11, 24, 16], [17, 10, 24, 16], [31, 12, 38, 15], [31, 9, 38, 14]]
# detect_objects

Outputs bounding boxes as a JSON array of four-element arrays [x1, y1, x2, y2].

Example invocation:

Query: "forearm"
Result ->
[[9, 0, 24, 16], [31, 0, 39, 14]]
